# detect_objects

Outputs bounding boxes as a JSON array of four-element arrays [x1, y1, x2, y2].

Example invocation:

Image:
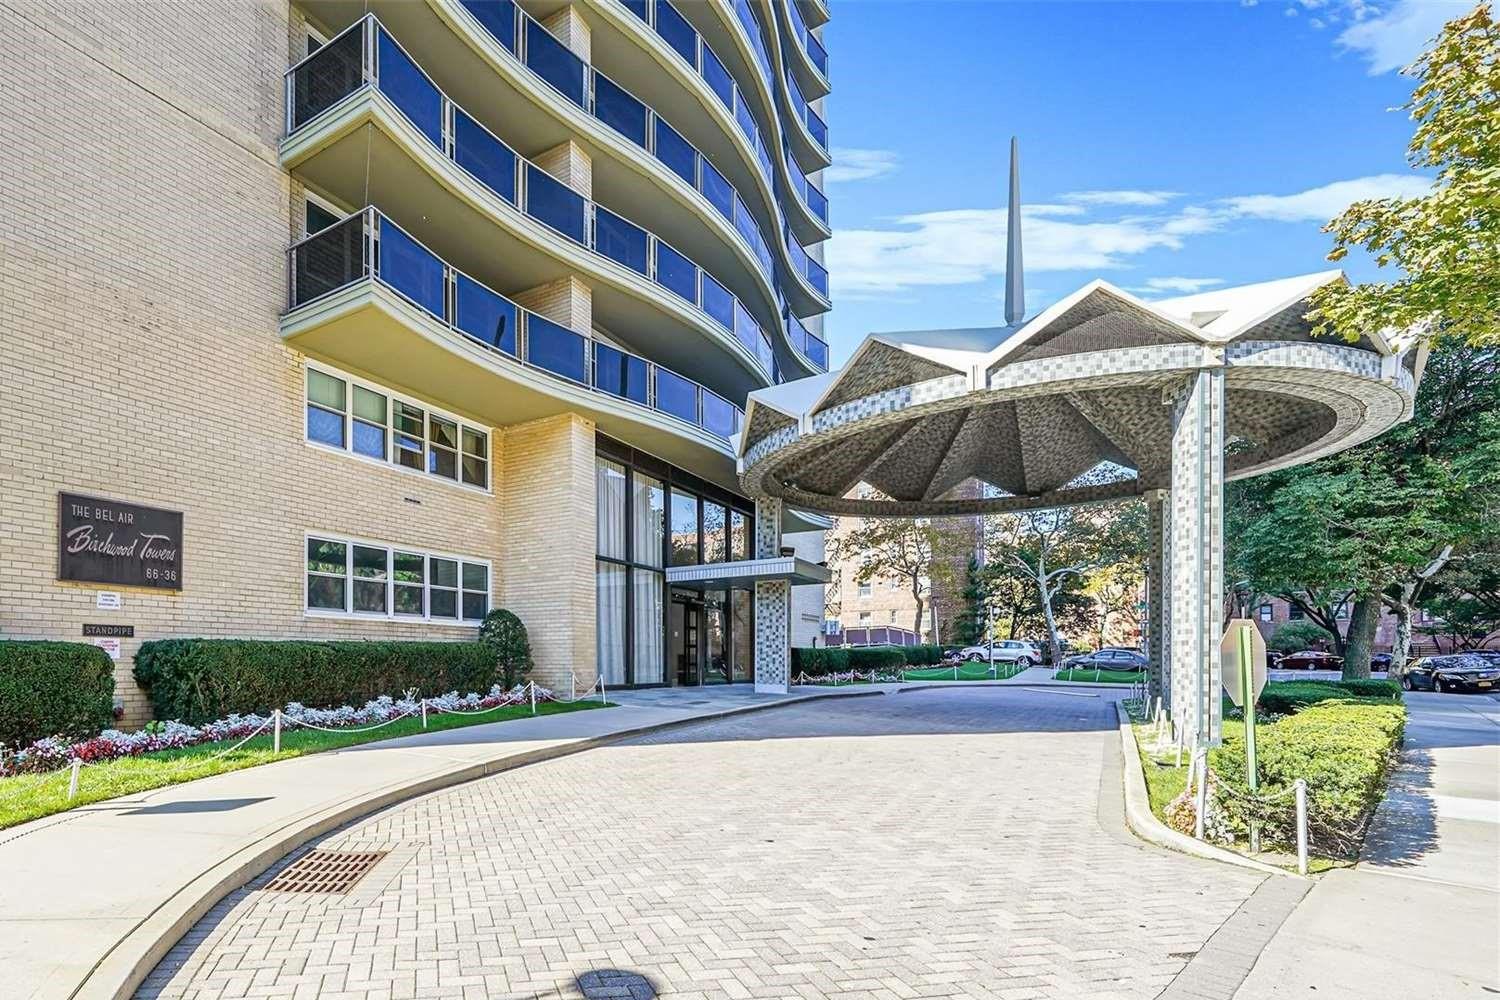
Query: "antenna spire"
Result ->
[[1004, 137, 1025, 326]]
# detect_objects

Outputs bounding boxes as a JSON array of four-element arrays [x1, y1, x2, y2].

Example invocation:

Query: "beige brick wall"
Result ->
[[498, 414, 598, 693], [0, 2, 596, 726], [533, 139, 593, 199], [541, 6, 592, 62], [513, 276, 594, 336]]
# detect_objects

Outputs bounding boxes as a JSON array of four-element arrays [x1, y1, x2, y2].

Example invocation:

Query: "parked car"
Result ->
[[1277, 649, 1344, 670], [1371, 652, 1393, 671], [959, 640, 1041, 667], [1395, 653, 1500, 693], [1063, 647, 1147, 671]]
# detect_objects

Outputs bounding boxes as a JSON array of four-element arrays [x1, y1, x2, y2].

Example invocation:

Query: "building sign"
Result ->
[[58, 493, 183, 590], [93, 638, 122, 661], [82, 624, 134, 638], [96, 591, 123, 609]]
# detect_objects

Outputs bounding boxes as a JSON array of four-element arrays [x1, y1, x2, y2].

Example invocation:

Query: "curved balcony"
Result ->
[[441, 0, 831, 355], [713, 0, 830, 174], [605, 0, 831, 240], [777, 0, 829, 97], [285, 208, 745, 483], [780, 62, 828, 165], [797, 0, 830, 30], [785, 309, 829, 371], [284, 17, 781, 391]]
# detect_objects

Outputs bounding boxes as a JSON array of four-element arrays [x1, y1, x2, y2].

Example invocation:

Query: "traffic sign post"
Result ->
[[1221, 619, 1266, 852]]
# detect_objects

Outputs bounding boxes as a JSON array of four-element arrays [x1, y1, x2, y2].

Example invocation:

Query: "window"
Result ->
[[858, 611, 872, 624], [1258, 604, 1273, 622], [306, 365, 490, 490], [730, 509, 750, 561], [304, 194, 341, 236], [703, 502, 726, 563], [306, 24, 329, 56], [306, 534, 488, 622], [857, 582, 872, 597], [1289, 604, 1305, 620], [887, 610, 897, 623], [670, 490, 699, 566]]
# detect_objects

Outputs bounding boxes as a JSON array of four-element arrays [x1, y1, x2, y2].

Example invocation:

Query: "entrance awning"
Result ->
[[665, 557, 831, 589]]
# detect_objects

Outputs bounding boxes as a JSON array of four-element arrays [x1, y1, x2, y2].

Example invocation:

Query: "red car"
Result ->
[[1277, 649, 1344, 670]]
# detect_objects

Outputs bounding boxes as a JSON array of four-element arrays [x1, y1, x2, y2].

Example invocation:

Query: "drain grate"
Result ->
[[263, 850, 387, 895]]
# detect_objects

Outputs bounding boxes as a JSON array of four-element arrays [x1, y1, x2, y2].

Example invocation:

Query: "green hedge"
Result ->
[[847, 646, 907, 671], [0, 641, 116, 747], [790, 647, 849, 675], [134, 639, 497, 724], [1211, 700, 1405, 857], [901, 644, 945, 666], [1256, 679, 1401, 716]]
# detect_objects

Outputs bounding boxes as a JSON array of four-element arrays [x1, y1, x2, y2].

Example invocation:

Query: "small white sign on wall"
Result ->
[[93, 637, 122, 661], [96, 592, 123, 610]]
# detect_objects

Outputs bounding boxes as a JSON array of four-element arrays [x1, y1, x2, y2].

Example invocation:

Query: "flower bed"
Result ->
[[2, 683, 557, 776]]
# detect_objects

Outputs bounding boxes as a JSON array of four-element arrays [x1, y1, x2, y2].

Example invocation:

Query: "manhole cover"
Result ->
[[263, 850, 387, 895], [577, 970, 655, 998]]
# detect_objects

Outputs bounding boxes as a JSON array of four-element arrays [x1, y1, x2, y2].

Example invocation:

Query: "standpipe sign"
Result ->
[[58, 492, 183, 590]]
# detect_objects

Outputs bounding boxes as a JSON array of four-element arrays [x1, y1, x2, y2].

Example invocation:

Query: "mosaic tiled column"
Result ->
[[1168, 370, 1225, 748], [753, 498, 790, 694], [1145, 490, 1169, 707]]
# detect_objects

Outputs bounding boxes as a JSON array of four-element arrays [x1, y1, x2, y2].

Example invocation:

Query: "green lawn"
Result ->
[[0, 699, 606, 830], [1054, 668, 1145, 684]]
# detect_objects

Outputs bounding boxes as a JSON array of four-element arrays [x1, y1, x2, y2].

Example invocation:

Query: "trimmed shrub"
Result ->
[[1211, 700, 1406, 857], [790, 646, 849, 675], [479, 609, 532, 689], [0, 641, 116, 747], [134, 639, 497, 724], [1268, 619, 1336, 654], [847, 646, 907, 671], [902, 644, 944, 666], [1256, 679, 1401, 716]]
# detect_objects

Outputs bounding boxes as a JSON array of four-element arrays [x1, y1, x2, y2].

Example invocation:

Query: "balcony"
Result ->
[[780, 0, 829, 91], [782, 65, 828, 158], [611, 0, 831, 235], [285, 208, 747, 470], [284, 16, 781, 386], [785, 309, 829, 371]]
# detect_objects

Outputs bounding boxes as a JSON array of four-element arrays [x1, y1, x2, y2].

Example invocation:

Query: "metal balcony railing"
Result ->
[[783, 0, 828, 80], [287, 208, 745, 442], [284, 16, 779, 381]]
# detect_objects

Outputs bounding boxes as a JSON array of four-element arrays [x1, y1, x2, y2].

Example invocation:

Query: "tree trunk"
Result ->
[[911, 580, 925, 641], [1391, 601, 1413, 672], [1038, 579, 1061, 664], [1343, 595, 1381, 680]]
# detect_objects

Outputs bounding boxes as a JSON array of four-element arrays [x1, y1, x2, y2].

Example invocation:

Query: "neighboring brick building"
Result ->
[[1, 0, 832, 721]]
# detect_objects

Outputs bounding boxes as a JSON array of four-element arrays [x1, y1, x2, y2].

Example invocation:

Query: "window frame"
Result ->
[[303, 531, 491, 626], [303, 190, 345, 237], [303, 362, 492, 494]]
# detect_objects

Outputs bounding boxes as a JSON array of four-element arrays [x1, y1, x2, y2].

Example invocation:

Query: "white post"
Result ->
[[570, 673, 576, 701], [1295, 779, 1309, 875], [272, 709, 282, 753], [67, 758, 81, 800], [529, 681, 536, 715], [1194, 748, 1209, 840], [421, 698, 428, 729], [600, 676, 607, 706]]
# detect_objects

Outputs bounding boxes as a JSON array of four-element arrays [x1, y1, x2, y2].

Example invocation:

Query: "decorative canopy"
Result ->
[[737, 144, 1424, 517]]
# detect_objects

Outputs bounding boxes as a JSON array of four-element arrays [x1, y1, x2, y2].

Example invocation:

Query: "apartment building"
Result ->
[[0, 0, 832, 721]]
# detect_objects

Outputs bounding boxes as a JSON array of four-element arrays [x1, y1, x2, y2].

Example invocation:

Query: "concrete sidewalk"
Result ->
[[0, 684, 879, 1000], [1235, 692, 1500, 999]]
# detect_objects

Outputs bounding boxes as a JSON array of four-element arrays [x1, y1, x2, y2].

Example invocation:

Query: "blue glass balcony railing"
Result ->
[[784, 0, 829, 80], [611, 0, 830, 227], [786, 309, 829, 370], [284, 16, 780, 381], [784, 226, 829, 299], [783, 67, 828, 152], [287, 207, 744, 442]]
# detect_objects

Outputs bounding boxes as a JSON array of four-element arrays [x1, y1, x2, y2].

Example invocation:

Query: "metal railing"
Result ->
[[783, 66, 828, 152], [783, 0, 829, 80], [284, 15, 780, 381], [287, 207, 744, 442], [785, 309, 829, 370]]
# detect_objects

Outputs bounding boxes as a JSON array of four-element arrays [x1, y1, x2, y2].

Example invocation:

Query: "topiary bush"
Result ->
[[133, 639, 496, 724], [479, 609, 533, 689], [1211, 700, 1406, 857], [1268, 619, 1336, 653], [0, 641, 116, 747], [847, 646, 907, 671], [790, 646, 849, 675]]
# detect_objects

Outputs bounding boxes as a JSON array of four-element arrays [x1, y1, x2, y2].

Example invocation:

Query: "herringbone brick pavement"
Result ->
[[138, 688, 1263, 999]]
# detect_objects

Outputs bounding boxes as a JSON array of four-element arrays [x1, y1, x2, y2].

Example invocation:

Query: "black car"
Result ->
[[1371, 652, 1393, 671], [1064, 647, 1147, 671], [1396, 653, 1500, 693]]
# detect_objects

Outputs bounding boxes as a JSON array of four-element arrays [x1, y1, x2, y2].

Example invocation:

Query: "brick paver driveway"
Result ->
[[140, 687, 1264, 999]]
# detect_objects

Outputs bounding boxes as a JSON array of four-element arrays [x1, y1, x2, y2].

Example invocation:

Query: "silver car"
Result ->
[[959, 640, 1042, 667]]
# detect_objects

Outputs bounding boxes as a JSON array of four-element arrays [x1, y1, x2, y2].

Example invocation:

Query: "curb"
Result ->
[[72, 687, 882, 1000], [1114, 702, 1296, 879]]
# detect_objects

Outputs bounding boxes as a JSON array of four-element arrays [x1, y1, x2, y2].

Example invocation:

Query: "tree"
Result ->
[[479, 609, 533, 689], [1422, 542, 1500, 650], [1310, 4, 1499, 349], [1228, 339, 1499, 678], [984, 501, 1146, 660], [1268, 619, 1338, 655], [829, 517, 937, 637], [953, 554, 987, 646], [1083, 561, 1144, 649]]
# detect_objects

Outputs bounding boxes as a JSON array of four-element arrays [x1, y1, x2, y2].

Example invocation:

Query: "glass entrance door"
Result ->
[[670, 590, 702, 686]]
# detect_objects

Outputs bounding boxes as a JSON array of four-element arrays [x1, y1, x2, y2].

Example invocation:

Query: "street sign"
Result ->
[[1221, 618, 1267, 708]]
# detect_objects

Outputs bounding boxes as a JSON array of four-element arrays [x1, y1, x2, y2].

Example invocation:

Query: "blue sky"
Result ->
[[817, 0, 1461, 361]]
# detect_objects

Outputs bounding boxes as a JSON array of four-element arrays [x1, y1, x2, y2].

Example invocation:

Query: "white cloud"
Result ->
[[1222, 173, 1431, 221], [827, 172, 1431, 299], [1060, 190, 1183, 207], [824, 148, 900, 184], [1132, 277, 1227, 295], [1335, 0, 1458, 74]]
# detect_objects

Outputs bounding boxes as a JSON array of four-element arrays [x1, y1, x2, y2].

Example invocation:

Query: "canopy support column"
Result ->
[[1168, 370, 1225, 748], [753, 498, 791, 694], [1145, 489, 1169, 707]]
